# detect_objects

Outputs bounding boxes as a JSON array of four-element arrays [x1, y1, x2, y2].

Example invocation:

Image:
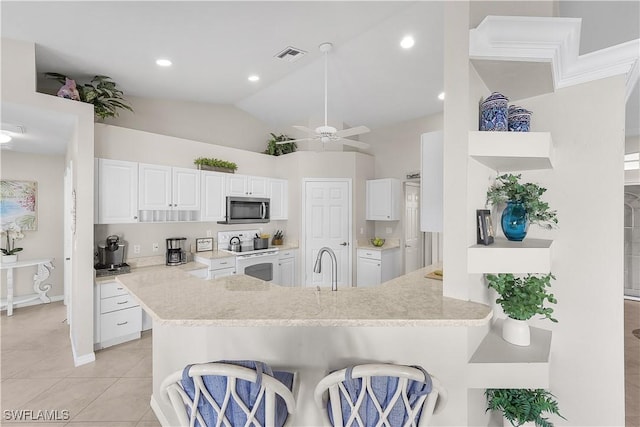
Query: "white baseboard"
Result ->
[[150, 395, 173, 427], [71, 338, 95, 367]]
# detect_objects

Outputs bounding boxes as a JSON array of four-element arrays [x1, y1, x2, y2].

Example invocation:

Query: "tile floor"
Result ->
[[1, 300, 639, 426], [1, 301, 159, 426]]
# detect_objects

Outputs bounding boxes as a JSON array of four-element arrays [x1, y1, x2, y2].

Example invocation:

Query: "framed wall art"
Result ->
[[195, 237, 214, 252], [1, 180, 37, 230], [476, 209, 494, 246]]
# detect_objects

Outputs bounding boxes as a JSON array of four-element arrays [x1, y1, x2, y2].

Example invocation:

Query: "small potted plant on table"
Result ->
[[486, 174, 557, 241], [485, 388, 565, 427], [485, 273, 557, 346]]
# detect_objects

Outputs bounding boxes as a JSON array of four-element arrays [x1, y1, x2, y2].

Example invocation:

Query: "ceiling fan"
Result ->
[[278, 42, 371, 150]]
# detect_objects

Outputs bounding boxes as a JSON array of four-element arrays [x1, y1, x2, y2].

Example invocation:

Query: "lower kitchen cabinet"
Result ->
[[94, 280, 142, 350], [356, 247, 401, 287], [193, 255, 236, 280], [277, 249, 297, 286]]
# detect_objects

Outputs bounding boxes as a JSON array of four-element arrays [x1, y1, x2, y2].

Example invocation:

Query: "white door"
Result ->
[[201, 171, 226, 221], [97, 158, 138, 223], [304, 179, 352, 287], [172, 167, 200, 210], [64, 161, 73, 323], [139, 163, 172, 210], [404, 182, 423, 273]]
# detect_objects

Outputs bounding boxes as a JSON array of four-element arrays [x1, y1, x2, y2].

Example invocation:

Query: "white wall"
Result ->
[[103, 96, 273, 153], [0, 151, 65, 300]]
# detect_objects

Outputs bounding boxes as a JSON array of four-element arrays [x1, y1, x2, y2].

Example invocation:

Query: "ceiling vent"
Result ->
[[274, 46, 307, 62]]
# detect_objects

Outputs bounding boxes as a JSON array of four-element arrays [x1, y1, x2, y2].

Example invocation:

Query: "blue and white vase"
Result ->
[[480, 92, 509, 131], [508, 105, 532, 132], [501, 201, 529, 241]]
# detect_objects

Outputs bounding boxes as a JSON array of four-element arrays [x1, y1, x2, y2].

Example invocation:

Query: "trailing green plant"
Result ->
[[486, 174, 558, 228], [485, 388, 565, 427], [485, 273, 558, 322], [193, 157, 238, 171], [265, 133, 297, 156], [45, 72, 133, 119]]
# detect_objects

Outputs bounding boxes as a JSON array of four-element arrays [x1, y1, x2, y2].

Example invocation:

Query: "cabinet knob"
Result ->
[[117, 321, 129, 326], [340, 242, 348, 246], [133, 216, 138, 219], [377, 264, 381, 267], [387, 216, 390, 218]]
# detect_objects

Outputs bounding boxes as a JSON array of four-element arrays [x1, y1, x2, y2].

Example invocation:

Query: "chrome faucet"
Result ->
[[313, 247, 338, 291]]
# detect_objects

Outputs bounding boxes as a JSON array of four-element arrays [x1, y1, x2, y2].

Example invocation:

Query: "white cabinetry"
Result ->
[[94, 281, 142, 349], [226, 175, 268, 197], [193, 255, 236, 280], [269, 179, 288, 220], [138, 163, 200, 211], [277, 249, 296, 286], [356, 248, 401, 287], [201, 171, 226, 222], [366, 178, 402, 221], [95, 158, 139, 224]]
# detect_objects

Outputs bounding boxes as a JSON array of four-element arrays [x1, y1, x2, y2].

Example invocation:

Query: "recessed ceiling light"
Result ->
[[155, 58, 172, 67], [0, 133, 12, 144], [400, 36, 415, 49], [248, 75, 260, 82], [438, 92, 445, 101]]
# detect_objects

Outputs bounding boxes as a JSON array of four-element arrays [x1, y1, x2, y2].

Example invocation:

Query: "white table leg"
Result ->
[[33, 262, 53, 304], [7, 267, 14, 316]]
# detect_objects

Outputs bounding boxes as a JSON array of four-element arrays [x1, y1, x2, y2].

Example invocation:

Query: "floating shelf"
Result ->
[[468, 319, 552, 388], [468, 238, 553, 273], [468, 131, 554, 171]]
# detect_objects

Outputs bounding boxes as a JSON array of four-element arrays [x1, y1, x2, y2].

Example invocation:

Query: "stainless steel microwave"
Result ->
[[218, 197, 270, 224]]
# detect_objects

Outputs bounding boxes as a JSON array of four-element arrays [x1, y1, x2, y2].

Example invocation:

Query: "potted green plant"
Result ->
[[485, 273, 557, 346], [486, 174, 557, 241], [193, 157, 238, 173], [1, 222, 24, 263], [265, 133, 297, 156], [45, 73, 133, 120], [485, 388, 565, 427]]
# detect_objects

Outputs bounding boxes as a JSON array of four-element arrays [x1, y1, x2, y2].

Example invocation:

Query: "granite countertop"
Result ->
[[192, 250, 236, 260], [357, 239, 401, 251], [95, 261, 207, 284], [115, 265, 492, 327]]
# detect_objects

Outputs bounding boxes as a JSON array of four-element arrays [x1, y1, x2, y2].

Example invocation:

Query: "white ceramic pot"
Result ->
[[502, 317, 530, 346], [2, 254, 18, 264]]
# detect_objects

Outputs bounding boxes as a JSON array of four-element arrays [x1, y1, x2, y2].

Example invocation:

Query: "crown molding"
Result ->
[[470, 15, 639, 102]]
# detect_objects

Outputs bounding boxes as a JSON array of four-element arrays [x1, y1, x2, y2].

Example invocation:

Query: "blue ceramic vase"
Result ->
[[501, 201, 529, 241]]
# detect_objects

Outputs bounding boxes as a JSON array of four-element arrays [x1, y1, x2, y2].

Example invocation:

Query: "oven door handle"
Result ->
[[260, 202, 266, 219]]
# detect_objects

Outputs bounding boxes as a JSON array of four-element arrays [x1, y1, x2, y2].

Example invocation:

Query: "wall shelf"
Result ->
[[468, 238, 553, 273], [468, 319, 552, 389], [468, 131, 554, 171]]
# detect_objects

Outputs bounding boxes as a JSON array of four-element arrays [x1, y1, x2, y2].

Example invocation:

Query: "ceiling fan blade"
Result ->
[[276, 137, 311, 144], [338, 138, 371, 149], [335, 125, 371, 138], [292, 125, 317, 135]]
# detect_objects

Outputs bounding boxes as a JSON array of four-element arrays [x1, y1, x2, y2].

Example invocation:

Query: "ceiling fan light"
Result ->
[[248, 75, 260, 82], [155, 58, 172, 67], [400, 36, 415, 49]]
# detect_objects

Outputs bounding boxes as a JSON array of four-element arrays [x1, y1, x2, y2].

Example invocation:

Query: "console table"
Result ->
[[1, 258, 54, 316]]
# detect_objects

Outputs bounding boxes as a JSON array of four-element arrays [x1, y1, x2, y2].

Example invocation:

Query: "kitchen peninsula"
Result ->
[[116, 265, 492, 426]]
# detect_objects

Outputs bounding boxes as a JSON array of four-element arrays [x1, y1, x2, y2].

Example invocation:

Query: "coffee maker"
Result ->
[[166, 237, 187, 266], [95, 235, 130, 277]]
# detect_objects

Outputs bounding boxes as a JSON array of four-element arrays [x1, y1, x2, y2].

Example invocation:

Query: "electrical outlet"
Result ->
[[152, 243, 159, 252], [206, 229, 212, 237], [133, 244, 140, 254], [386, 227, 392, 234]]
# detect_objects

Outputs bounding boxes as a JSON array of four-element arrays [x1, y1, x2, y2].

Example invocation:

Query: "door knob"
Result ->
[[340, 242, 348, 246]]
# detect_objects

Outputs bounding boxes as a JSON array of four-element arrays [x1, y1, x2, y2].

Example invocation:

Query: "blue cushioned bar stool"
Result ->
[[314, 364, 447, 427], [161, 361, 296, 427]]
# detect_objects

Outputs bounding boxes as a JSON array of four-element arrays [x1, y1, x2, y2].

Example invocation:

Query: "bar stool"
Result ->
[[314, 363, 447, 427], [161, 361, 296, 427]]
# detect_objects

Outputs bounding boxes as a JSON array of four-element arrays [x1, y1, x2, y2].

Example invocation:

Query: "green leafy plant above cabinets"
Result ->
[[265, 133, 297, 156], [486, 173, 558, 229], [486, 273, 558, 322], [193, 157, 238, 172], [485, 388, 565, 427], [45, 72, 133, 120]]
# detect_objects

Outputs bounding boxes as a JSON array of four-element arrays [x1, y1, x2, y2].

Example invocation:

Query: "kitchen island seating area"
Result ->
[[314, 364, 447, 427], [160, 361, 297, 427]]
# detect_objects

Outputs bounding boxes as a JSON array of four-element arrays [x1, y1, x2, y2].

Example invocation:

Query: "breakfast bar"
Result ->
[[116, 265, 492, 426]]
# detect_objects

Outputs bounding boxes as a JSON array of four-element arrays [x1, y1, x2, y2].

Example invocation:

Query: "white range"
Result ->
[[217, 230, 279, 283]]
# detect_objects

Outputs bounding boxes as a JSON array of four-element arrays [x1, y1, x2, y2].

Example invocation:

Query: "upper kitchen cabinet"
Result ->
[[366, 178, 402, 221], [95, 158, 139, 224], [226, 175, 268, 198], [269, 179, 288, 220], [201, 171, 226, 222], [138, 163, 200, 211]]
